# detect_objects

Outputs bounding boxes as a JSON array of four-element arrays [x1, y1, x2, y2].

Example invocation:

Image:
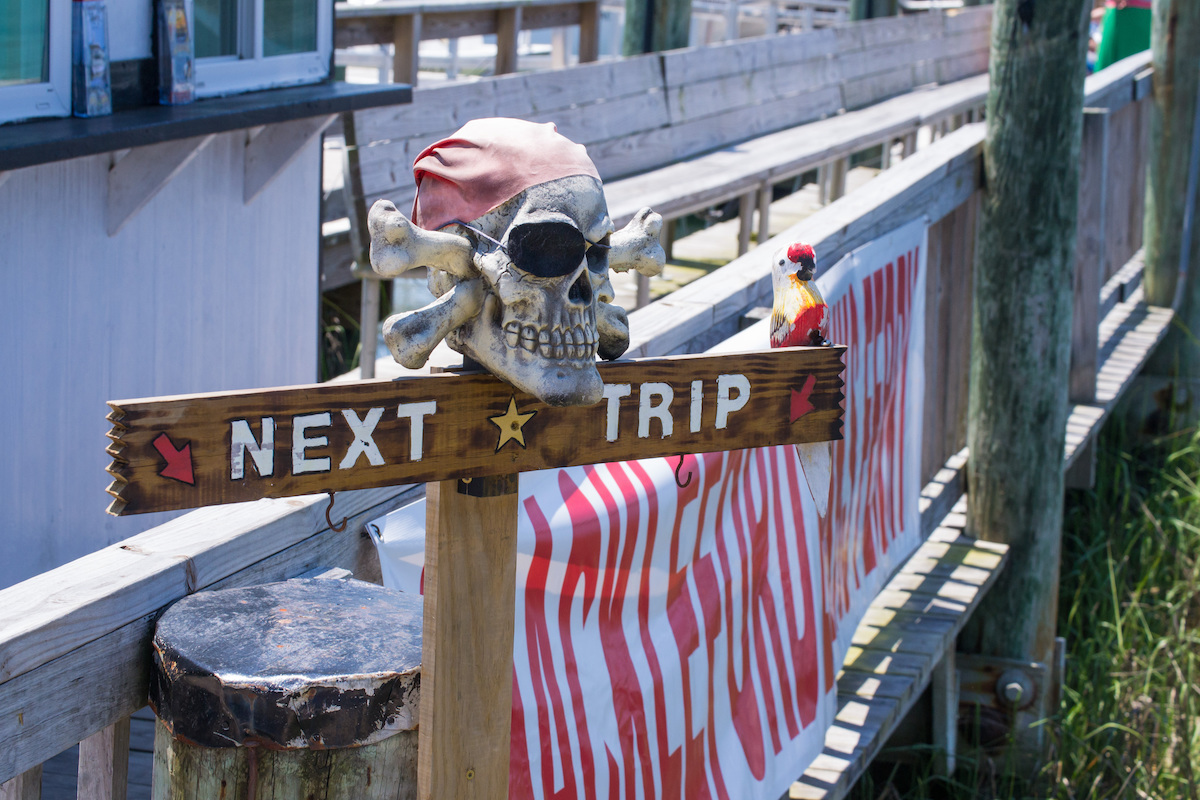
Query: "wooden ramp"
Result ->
[[790, 503, 1007, 799]]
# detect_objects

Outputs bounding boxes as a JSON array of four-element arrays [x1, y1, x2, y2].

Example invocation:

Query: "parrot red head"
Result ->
[[770, 241, 828, 348], [787, 242, 817, 280]]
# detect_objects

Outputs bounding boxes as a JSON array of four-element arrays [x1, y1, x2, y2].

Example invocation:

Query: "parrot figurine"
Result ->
[[770, 241, 833, 518]]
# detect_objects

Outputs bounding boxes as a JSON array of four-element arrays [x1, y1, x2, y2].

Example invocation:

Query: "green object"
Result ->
[[0, 0, 49, 86], [1095, 5, 1151, 70]]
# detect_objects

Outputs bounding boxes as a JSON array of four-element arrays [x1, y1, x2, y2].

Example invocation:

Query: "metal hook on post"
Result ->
[[325, 491, 349, 533], [674, 454, 692, 488]]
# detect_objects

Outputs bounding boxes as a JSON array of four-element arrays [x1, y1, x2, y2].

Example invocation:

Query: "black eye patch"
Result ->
[[507, 221, 605, 278]]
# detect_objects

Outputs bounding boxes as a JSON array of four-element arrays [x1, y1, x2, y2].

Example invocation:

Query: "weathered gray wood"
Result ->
[[107, 135, 216, 236], [1143, 0, 1200, 420], [1083, 49, 1154, 114], [829, 157, 848, 201], [1067, 109, 1109, 490], [757, 181, 773, 243], [152, 720, 417, 800], [1071, 109, 1108, 405], [77, 718, 130, 800], [922, 194, 977, 486], [0, 766, 40, 800], [244, 115, 336, 205], [931, 648, 957, 776], [791, 489, 1011, 800], [359, 273, 381, 380], [622, 124, 984, 359], [578, 0, 599, 61], [962, 0, 1090, 667], [738, 192, 754, 255], [495, 6, 521, 74], [393, 13, 421, 85]]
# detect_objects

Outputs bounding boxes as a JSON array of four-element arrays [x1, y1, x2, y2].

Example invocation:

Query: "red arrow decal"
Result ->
[[790, 374, 817, 422], [153, 433, 195, 485]]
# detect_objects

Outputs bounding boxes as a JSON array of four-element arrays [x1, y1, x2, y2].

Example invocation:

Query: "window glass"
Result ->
[[195, 0, 239, 58], [264, 0, 317, 56], [0, 0, 49, 86]]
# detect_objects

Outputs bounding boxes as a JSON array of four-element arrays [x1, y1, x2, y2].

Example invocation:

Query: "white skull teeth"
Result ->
[[504, 319, 598, 361]]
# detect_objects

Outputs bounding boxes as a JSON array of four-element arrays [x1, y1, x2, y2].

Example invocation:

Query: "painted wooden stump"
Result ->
[[148, 578, 421, 800]]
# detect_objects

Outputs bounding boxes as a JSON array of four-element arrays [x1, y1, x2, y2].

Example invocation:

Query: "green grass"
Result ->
[[1052, 422, 1200, 800], [853, 419, 1200, 799]]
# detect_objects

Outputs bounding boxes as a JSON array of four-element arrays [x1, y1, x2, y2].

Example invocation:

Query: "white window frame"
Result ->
[[0, 0, 71, 125], [194, 0, 332, 99]]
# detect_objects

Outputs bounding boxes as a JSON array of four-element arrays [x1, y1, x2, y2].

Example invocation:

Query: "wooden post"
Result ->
[[829, 157, 848, 202], [1143, 0, 1200, 421], [0, 766, 40, 800], [1066, 108, 1108, 489], [578, 0, 601, 62], [419, 478, 520, 800], [496, 7, 523, 75], [148, 579, 421, 800], [393, 13, 422, 86], [360, 276, 381, 380], [78, 718, 131, 800], [931, 648, 957, 777], [757, 181, 773, 244], [622, 0, 691, 54], [961, 0, 1090, 666], [737, 191, 755, 255]]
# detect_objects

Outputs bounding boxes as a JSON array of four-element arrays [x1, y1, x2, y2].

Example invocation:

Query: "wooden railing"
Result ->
[[0, 50, 1156, 799]]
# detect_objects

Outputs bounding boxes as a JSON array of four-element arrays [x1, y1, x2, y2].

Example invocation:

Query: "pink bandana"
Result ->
[[411, 118, 601, 231]]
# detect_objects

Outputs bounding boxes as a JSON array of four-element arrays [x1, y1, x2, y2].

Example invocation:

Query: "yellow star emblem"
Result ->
[[489, 396, 537, 452]]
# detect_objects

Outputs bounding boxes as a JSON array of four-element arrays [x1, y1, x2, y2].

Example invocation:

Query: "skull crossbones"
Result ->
[[368, 119, 665, 407]]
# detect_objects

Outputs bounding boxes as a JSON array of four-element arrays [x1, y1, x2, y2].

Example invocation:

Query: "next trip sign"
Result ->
[[106, 347, 844, 515]]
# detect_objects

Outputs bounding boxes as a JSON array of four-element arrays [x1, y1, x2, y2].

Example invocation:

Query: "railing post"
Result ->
[[392, 13, 422, 86], [496, 7, 523, 74], [578, 0, 601, 62], [1067, 108, 1109, 489], [0, 766, 41, 800], [78, 718, 131, 800]]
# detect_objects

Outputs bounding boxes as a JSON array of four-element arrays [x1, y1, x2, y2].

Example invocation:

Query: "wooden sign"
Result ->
[[106, 346, 844, 516]]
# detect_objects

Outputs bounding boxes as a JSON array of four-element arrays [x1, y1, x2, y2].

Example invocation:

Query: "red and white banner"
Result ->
[[369, 218, 928, 799]]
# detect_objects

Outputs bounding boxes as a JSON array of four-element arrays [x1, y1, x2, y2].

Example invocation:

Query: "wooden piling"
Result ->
[[961, 0, 1090, 666], [149, 579, 421, 800]]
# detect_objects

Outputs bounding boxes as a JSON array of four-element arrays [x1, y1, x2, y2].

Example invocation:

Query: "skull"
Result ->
[[370, 176, 664, 407]]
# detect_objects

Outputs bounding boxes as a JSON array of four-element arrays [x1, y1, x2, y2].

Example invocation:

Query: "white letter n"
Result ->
[[231, 418, 275, 479]]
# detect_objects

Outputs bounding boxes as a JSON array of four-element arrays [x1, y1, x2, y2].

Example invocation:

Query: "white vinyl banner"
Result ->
[[369, 217, 929, 799]]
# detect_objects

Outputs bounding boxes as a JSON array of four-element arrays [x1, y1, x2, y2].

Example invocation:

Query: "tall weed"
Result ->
[[852, 423, 1200, 799]]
